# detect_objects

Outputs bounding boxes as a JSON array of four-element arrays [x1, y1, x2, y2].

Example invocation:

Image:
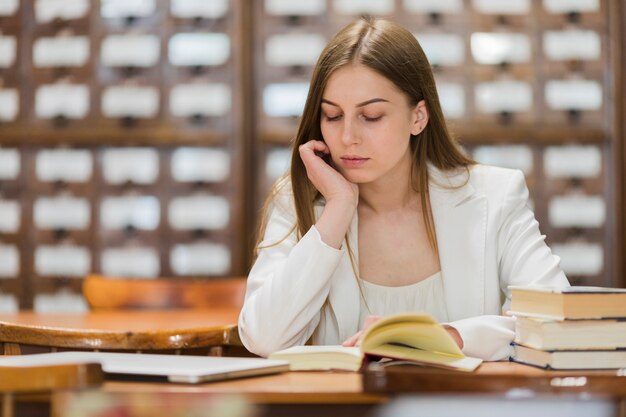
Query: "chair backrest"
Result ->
[[82, 274, 247, 310], [0, 363, 103, 417]]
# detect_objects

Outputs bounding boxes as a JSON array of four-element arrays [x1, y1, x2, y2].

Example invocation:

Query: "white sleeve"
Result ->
[[238, 197, 345, 357], [449, 170, 569, 361]]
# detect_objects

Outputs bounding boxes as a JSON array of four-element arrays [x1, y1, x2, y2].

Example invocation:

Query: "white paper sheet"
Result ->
[[34, 196, 90, 229], [0, 0, 18, 16], [417, 34, 465, 66], [472, 0, 530, 14], [544, 145, 601, 178], [549, 195, 605, 228], [0, 89, 18, 121], [475, 80, 533, 113], [100, 195, 160, 230], [36, 149, 93, 182], [0, 36, 16, 68], [34, 291, 88, 313], [545, 79, 602, 111], [0, 200, 20, 233], [168, 195, 229, 230], [0, 148, 19, 179], [170, 243, 230, 275], [334, 0, 394, 14], [168, 33, 230, 66], [0, 244, 19, 278], [170, 0, 228, 19], [551, 242, 603, 275], [33, 36, 89, 67], [265, 34, 326, 67], [102, 147, 159, 184], [471, 33, 531, 65], [171, 147, 230, 182], [35, 245, 91, 277], [543, 0, 599, 13], [436, 82, 465, 119], [265, 0, 325, 15], [263, 83, 309, 117], [35, 84, 90, 119], [544, 30, 601, 61], [101, 246, 160, 277], [0, 294, 18, 312], [101, 34, 160, 67], [35, 0, 89, 23], [404, 0, 463, 13], [169, 83, 231, 117], [102, 86, 159, 118], [473, 145, 533, 174], [265, 148, 291, 180], [100, 0, 155, 18]]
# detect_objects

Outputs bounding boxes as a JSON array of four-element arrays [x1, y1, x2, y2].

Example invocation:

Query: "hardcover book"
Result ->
[[509, 286, 626, 320], [511, 343, 626, 370], [514, 316, 626, 350]]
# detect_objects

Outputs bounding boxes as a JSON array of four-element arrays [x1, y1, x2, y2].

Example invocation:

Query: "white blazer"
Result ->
[[238, 164, 569, 360]]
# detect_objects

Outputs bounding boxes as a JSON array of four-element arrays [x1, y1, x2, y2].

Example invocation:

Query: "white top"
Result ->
[[239, 164, 570, 360], [358, 272, 449, 327]]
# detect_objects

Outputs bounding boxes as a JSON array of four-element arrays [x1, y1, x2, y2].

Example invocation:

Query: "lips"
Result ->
[[340, 155, 369, 168]]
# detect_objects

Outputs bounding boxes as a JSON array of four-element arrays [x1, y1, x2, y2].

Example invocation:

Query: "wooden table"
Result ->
[[57, 362, 626, 417], [80, 371, 386, 417], [363, 360, 626, 396], [0, 309, 242, 355]]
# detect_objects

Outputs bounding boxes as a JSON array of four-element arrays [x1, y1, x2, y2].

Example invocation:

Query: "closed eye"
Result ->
[[324, 114, 342, 122], [364, 115, 382, 122]]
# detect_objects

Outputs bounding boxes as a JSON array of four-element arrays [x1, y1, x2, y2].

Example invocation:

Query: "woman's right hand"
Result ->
[[299, 140, 358, 249], [298, 140, 358, 207]]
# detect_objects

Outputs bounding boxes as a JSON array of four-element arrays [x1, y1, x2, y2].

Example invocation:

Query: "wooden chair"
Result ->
[[81, 274, 249, 356], [82, 274, 247, 310], [0, 363, 103, 417]]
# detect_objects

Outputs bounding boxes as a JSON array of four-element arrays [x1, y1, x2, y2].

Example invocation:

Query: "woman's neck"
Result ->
[[358, 164, 420, 214]]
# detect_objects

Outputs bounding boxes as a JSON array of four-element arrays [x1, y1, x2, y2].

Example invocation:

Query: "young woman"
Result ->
[[238, 17, 569, 360]]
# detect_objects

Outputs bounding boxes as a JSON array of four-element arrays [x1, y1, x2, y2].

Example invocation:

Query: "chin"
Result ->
[[341, 171, 376, 184]]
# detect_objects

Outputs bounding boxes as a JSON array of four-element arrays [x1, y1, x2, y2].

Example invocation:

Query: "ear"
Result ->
[[410, 100, 429, 136]]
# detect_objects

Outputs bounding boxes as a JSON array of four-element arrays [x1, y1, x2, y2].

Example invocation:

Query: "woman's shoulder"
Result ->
[[468, 164, 528, 198], [469, 163, 523, 182], [268, 176, 295, 213], [429, 162, 523, 190]]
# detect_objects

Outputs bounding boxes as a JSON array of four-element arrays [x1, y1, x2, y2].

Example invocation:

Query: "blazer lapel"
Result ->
[[428, 165, 487, 320]]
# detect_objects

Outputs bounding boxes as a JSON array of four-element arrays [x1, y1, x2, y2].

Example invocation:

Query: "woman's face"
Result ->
[[320, 64, 427, 185]]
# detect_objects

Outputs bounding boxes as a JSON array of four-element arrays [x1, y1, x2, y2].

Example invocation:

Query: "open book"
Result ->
[[268, 313, 482, 372]]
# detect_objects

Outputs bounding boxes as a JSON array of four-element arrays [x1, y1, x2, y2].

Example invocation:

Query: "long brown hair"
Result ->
[[255, 17, 473, 258]]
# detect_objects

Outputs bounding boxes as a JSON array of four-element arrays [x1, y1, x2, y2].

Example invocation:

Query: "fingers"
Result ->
[[342, 330, 362, 347], [342, 315, 383, 347], [299, 140, 330, 163], [299, 140, 329, 153], [363, 315, 382, 330]]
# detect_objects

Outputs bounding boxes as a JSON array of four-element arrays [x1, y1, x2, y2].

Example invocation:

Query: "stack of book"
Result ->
[[509, 286, 626, 370]]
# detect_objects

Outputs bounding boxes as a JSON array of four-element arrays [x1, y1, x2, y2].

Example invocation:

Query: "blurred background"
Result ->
[[0, 0, 623, 312]]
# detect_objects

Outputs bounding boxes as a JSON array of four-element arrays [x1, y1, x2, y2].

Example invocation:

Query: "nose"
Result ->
[[341, 119, 360, 146]]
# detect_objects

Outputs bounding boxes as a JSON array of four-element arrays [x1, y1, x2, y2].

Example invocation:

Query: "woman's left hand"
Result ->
[[342, 315, 382, 347], [442, 324, 464, 349]]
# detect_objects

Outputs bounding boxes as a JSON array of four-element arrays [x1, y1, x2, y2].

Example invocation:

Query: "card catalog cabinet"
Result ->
[[0, 0, 624, 310], [253, 0, 624, 289], [0, 0, 246, 311]]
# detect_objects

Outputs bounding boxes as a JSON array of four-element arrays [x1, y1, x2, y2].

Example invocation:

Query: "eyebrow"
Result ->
[[321, 98, 389, 108]]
